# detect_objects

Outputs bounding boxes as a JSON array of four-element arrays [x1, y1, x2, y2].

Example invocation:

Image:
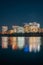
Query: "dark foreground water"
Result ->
[[0, 47, 43, 64], [0, 37, 43, 64]]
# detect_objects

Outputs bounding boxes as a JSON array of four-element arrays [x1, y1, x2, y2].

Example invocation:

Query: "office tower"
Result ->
[[17, 26, 25, 49], [28, 22, 41, 52], [24, 23, 30, 33], [29, 22, 40, 32], [2, 26, 8, 48]]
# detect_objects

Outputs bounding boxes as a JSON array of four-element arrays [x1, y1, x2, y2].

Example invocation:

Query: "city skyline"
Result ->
[[0, 22, 43, 33], [0, 22, 42, 53]]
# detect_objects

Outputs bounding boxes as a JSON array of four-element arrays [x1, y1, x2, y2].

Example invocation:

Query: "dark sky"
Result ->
[[0, 0, 43, 28]]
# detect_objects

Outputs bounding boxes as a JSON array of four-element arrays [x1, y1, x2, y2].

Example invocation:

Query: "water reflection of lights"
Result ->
[[29, 37, 41, 52], [1, 36, 41, 53], [24, 45, 29, 52]]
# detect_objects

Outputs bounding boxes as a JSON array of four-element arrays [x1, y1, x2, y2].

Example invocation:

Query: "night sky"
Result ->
[[0, 0, 43, 64], [0, 0, 43, 28]]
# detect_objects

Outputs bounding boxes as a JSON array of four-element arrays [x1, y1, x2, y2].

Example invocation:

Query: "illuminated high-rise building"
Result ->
[[29, 22, 40, 32], [24, 23, 30, 33], [28, 22, 41, 52], [2, 26, 8, 48], [17, 26, 25, 49]]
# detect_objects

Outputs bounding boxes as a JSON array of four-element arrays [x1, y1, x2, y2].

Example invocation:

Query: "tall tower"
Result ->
[[2, 26, 8, 48], [28, 22, 41, 52]]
